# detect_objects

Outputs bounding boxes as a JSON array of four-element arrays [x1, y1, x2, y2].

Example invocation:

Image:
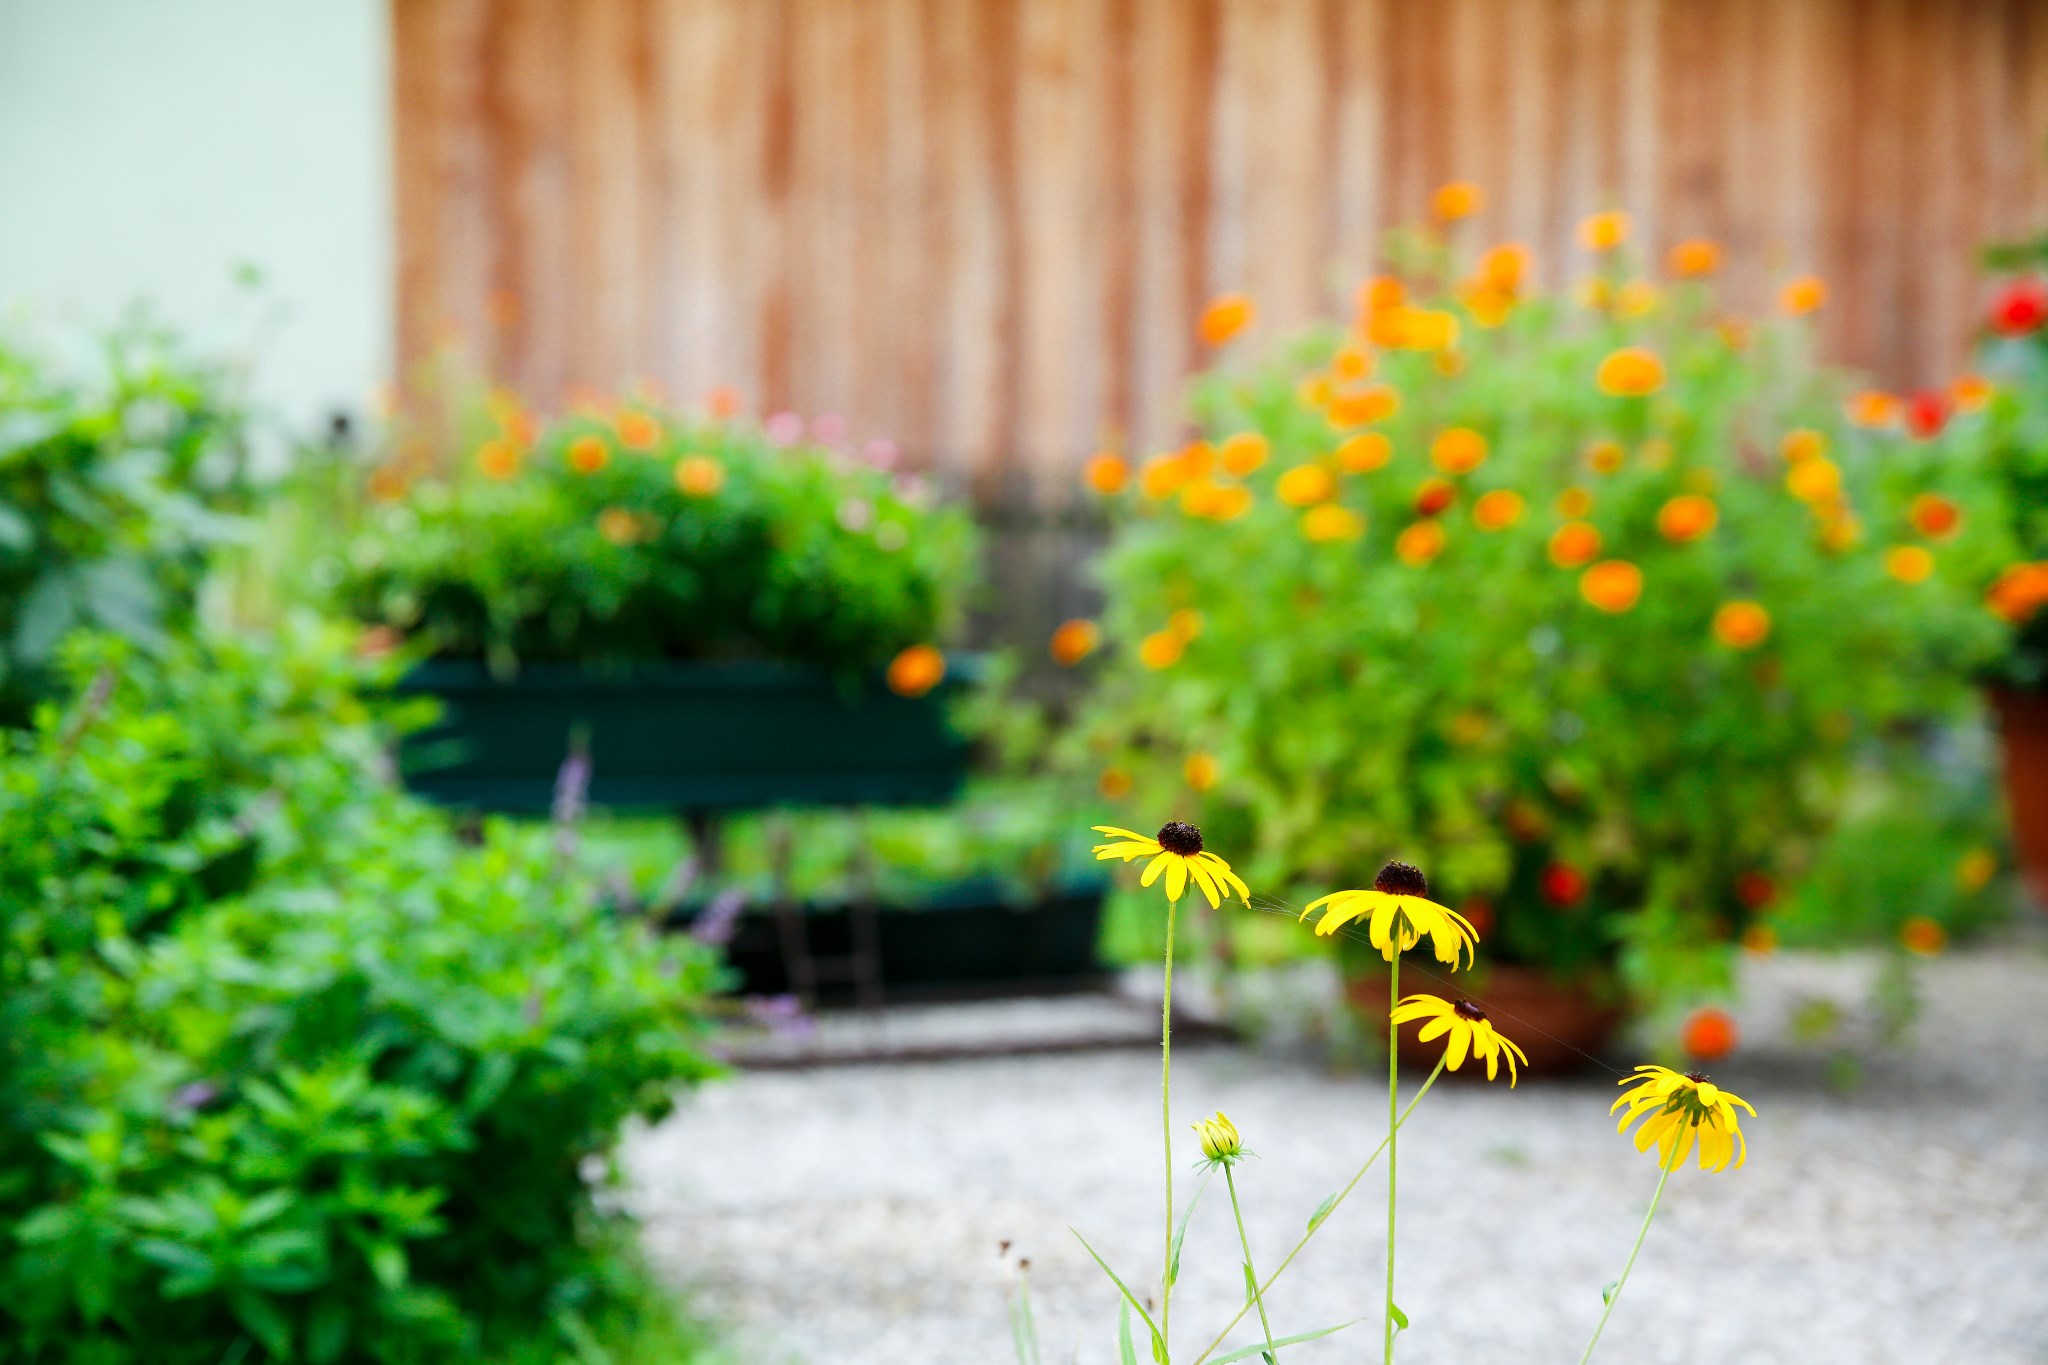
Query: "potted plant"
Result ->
[[310, 381, 980, 811], [1061, 212, 2004, 1056]]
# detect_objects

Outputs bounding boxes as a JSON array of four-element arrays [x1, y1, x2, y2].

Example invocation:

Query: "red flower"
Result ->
[[1680, 1007, 1739, 1063], [1540, 863, 1587, 908], [1904, 391, 1949, 440], [1733, 870, 1777, 910], [1991, 277, 2048, 337]]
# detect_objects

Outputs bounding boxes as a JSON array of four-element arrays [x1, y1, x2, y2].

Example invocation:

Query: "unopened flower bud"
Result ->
[[1192, 1110, 1243, 1163]]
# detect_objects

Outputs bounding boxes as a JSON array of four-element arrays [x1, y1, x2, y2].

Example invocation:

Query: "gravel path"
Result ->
[[627, 943, 2048, 1364]]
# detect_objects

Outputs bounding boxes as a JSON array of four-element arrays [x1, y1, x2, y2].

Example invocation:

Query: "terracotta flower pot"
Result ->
[[1990, 686, 2048, 911], [1345, 960, 1625, 1076]]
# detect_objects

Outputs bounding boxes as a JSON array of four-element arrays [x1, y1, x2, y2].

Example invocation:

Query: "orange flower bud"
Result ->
[[1430, 427, 1488, 475], [1548, 520, 1602, 568], [1712, 600, 1771, 650], [567, 435, 611, 474], [1780, 275, 1827, 316], [1472, 489, 1524, 531], [1885, 546, 1935, 584], [1198, 293, 1254, 346], [1580, 559, 1644, 613], [1395, 519, 1447, 565], [1433, 180, 1483, 221], [1086, 452, 1131, 494], [886, 644, 947, 697], [1048, 618, 1100, 666], [1657, 494, 1719, 544]]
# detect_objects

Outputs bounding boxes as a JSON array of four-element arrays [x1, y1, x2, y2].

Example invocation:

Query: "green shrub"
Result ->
[[0, 628, 722, 1364]]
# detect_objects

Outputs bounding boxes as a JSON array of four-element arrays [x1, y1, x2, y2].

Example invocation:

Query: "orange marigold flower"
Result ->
[[1433, 180, 1483, 221], [1885, 545, 1935, 583], [1476, 243, 1532, 293], [1899, 916, 1947, 957], [1395, 519, 1446, 565], [1786, 457, 1842, 504], [1462, 287, 1514, 328], [1819, 514, 1862, 553], [704, 385, 743, 419], [1472, 489, 1525, 531], [1680, 1008, 1738, 1062], [1048, 618, 1101, 666], [1218, 431, 1270, 475], [1336, 432, 1393, 473], [1657, 494, 1720, 544], [1986, 561, 2048, 623], [1596, 347, 1666, 397], [1430, 426, 1488, 475], [1168, 608, 1205, 641], [1414, 477, 1457, 517], [1371, 306, 1459, 352], [1712, 600, 1771, 650], [1951, 374, 1994, 412], [1358, 275, 1405, 315], [1199, 293, 1254, 345], [1301, 504, 1366, 542], [1179, 441, 1216, 478], [675, 455, 725, 497], [1740, 924, 1779, 956], [1579, 210, 1631, 251], [1298, 373, 1337, 409], [1099, 767, 1133, 799], [1668, 239, 1722, 277], [567, 435, 611, 474], [1847, 391, 1900, 428], [1556, 487, 1595, 519], [476, 439, 521, 479], [1331, 344, 1374, 381], [616, 409, 662, 450], [1910, 493, 1962, 539], [1181, 479, 1253, 521], [1780, 275, 1827, 315], [1140, 453, 1191, 500], [886, 644, 947, 697], [1086, 452, 1130, 494], [1139, 630, 1185, 669], [1184, 752, 1220, 792], [597, 507, 643, 546], [1327, 384, 1401, 429], [1580, 559, 1644, 613], [1549, 520, 1602, 569], [1276, 462, 1338, 507], [1780, 428, 1827, 463], [1585, 439, 1626, 474]]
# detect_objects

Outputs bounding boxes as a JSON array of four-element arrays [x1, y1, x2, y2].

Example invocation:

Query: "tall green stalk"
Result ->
[[1223, 1165, 1277, 1363], [1382, 955, 1400, 1364], [1160, 892, 1181, 1359], [1576, 1132, 1687, 1365]]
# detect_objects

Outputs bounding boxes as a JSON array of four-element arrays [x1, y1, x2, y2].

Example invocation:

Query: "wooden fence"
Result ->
[[395, 0, 2048, 495]]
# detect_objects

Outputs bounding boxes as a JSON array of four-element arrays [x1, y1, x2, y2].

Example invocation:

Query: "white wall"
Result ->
[[0, 0, 390, 438]]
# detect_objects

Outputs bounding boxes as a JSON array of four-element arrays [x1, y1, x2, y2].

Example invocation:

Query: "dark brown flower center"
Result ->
[[1453, 999, 1487, 1021], [1373, 860, 1429, 897], [1684, 1069, 1709, 1084], [1157, 821, 1203, 856]]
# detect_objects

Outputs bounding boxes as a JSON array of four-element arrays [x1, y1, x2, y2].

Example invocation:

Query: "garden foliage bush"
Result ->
[[0, 625, 722, 1363]]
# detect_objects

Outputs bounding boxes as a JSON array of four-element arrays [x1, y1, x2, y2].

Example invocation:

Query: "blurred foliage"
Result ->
[[279, 367, 977, 677], [1057, 225, 2013, 1019], [0, 626, 723, 1364], [0, 326, 251, 717]]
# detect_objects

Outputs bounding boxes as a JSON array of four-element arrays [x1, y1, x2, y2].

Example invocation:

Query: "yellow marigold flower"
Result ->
[[1956, 847, 1997, 893], [1656, 494, 1719, 543], [1199, 293, 1254, 345], [1326, 384, 1400, 429], [615, 409, 662, 451], [1181, 480, 1254, 521], [1302, 504, 1366, 542], [1139, 630, 1185, 669], [476, 438, 521, 479], [1167, 608, 1204, 641], [1614, 280, 1659, 319], [674, 455, 725, 497], [1472, 489, 1524, 531], [1430, 427, 1488, 475], [1581, 560, 1644, 613], [1184, 752, 1219, 792], [1611, 1065, 1755, 1173], [1395, 519, 1446, 565], [1372, 306, 1460, 352], [1780, 275, 1827, 316], [1712, 601, 1771, 650], [596, 507, 642, 546], [1847, 391, 1900, 428], [567, 435, 611, 474], [1085, 452, 1130, 494], [1276, 462, 1338, 507], [1336, 432, 1392, 473], [1219, 431, 1269, 475], [1390, 995, 1529, 1085], [1952, 374, 1994, 412], [1302, 860, 1477, 967], [1596, 347, 1666, 397], [886, 644, 946, 697], [1191, 1110, 1244, 1163], [1885, 545, 1935, 584], [1668, 239, 1722, 277], [1549, 520, 1602, 568], [1048, 618, 1100, 665], [1580, 210, 1631, 251], [1585, 439, 1626, 474], [1092, 821, 1250, 908], [1432, 180, 1483, 221], [1780, 428, 1827, 463], [1900, 916, 1947, 956], [1785, 456, 1842, 504]]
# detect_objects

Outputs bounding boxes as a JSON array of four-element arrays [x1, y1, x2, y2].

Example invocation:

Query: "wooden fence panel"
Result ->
[[393, 0, 2048, 494]]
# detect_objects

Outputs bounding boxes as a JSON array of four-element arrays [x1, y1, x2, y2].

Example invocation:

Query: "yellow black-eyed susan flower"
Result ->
[[1611, 1065, 1756, 1172], [1300, 860, 1478, 967], [1390, 994, 1529, 1085], [1191, 1111, 1244, 1165], [1092, 822, 1249, 909]]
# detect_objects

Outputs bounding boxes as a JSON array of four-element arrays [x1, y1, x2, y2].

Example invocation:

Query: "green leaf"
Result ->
[[1390, 1301, 1409, 1332], [1601, 1280, 1620, 1305], [1169, 1170, 1209, 1288], [1242, 1261, 1259, 1306], [1072, 1230, 1164, 1364], [1209, 1321, 1363, 1363], [1306, 1190, 1340, 1234], [1118, 1299, 1138, 1365]]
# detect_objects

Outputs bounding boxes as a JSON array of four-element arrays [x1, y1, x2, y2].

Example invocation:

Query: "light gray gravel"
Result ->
[[627, 943, 2048, 1364]]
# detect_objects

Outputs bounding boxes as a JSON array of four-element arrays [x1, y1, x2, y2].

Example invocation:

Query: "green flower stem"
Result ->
[[1383, 955, 1399, 1364], [1576, 1133, 1687, 1365], [1223, 1164, 1278, 1363], [1160, 891, 1180, 1360], [1188, 1056, 1447, 1365]]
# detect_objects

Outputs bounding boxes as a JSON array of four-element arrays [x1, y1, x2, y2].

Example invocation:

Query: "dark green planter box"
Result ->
[[396, 659, 971, 813]]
